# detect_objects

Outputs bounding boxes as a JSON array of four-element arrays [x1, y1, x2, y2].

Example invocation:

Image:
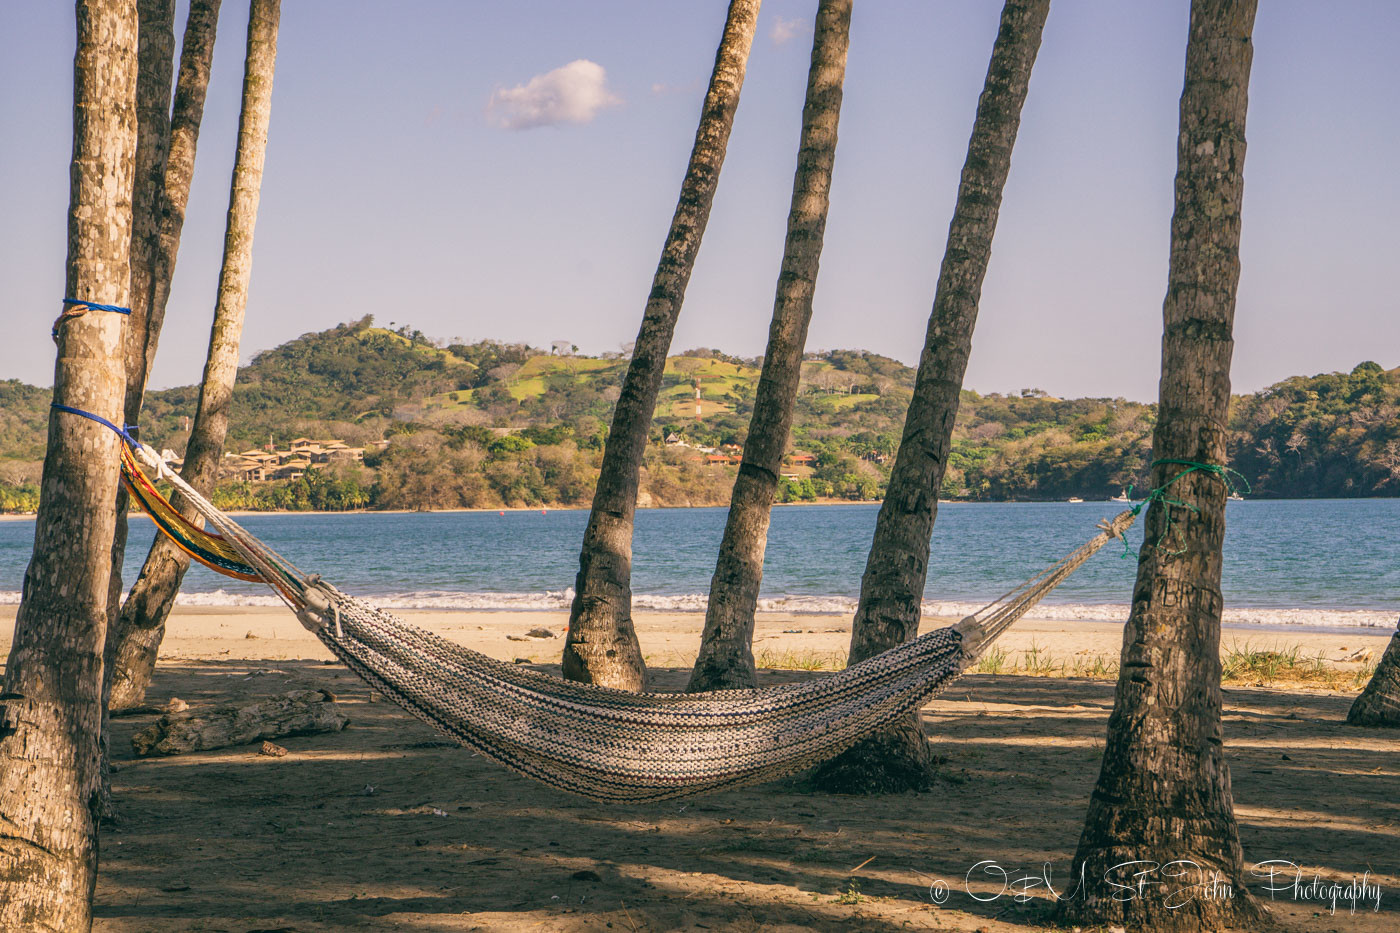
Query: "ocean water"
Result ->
[[1, 500, 1397, 632]]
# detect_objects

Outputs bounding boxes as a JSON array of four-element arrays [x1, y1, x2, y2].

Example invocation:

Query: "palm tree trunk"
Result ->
[[98, 0, 176, 819], [0, 1, 138, 927], [106, 0, 223, 712], [688, 0, 851, 693], [1347, 622, 1400, 726], [122, 0, 176, 427], [108, 0, 276, 712], [562, 0, 761, 690], [1059, 2, 1266, 928], [809, 0, 1049, 793]]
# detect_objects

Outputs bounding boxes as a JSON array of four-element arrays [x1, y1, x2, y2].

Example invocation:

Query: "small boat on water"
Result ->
[[1228, 492, 1244, 501], [1067, 496, 1084, 503], [1110, 489, 1131, 503]]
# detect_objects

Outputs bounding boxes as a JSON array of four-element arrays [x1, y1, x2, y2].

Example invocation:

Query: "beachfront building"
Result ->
[[221, 437, 365, 483]]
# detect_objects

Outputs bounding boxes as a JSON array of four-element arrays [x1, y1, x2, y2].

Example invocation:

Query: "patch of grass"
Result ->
[[969, 640, 1376, 691], [1066, 653, 1120, 679], [1021, 640, 1063, 676], [755, 648, 847, 672], [971, 646, 1010, 675], [834, 881, 864, 905], [810, 392, 880, 411], [1221, 642, 1379, 690]]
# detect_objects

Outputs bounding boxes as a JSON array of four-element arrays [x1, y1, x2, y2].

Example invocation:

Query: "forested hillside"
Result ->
[[2, 317, 1395, 511]]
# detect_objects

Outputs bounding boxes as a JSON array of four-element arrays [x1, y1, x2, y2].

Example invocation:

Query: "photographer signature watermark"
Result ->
[[924, 859, 1382, 915]]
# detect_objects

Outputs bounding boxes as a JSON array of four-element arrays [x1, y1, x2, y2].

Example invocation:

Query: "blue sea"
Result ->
[[2, 500, 1397, 632]]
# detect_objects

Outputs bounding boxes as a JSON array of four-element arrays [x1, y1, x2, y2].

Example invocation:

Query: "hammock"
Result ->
[[121, 442, 1136, 801]]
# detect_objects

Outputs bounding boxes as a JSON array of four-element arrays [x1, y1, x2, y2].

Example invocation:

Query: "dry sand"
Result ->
[[2, 606, 1397, 931]]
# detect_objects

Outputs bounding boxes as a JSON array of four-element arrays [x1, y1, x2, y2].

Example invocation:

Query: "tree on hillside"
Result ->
[[1060, 2, 1266, 928], [0, 2, 137, 927], [109, 0, 280, 711], [562, 0, 762, 689], [809, 0, 1050, 793], [106, 0, 222, 706], [690, 0, 852, 692]]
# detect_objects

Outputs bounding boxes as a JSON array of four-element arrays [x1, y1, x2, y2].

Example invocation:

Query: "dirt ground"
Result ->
[[93, 656, 1399, 932]]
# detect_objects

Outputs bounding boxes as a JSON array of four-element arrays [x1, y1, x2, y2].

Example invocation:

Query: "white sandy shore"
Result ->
[[2, 605, 1391, 675]]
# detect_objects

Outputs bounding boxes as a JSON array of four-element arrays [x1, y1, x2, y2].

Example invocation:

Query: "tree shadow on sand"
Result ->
[[93, 663, 1399, 932]]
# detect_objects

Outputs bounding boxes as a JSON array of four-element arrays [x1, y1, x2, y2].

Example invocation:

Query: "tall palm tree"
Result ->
[[110, 0, 278, 711], [562, 0, 762, 690], [1348, 622, 1400, 726], [810, 0, 1050, 793], [99, 0, 174, 814], [122, 0, 176, 424], [107, 0, 225, 711], [689, 0, 852, 693], [0, 2, 138, 927], [1060, 2, 1266, 929]]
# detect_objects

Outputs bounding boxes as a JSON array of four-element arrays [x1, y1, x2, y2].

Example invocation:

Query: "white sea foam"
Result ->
[[1, 590, 1391, 631]]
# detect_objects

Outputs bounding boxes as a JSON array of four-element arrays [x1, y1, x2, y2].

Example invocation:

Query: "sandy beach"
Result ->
[[2, 606, 1395, 931]]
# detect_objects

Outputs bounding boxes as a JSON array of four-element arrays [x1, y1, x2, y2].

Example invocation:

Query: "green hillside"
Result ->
[[1, 317, 1396, 512]]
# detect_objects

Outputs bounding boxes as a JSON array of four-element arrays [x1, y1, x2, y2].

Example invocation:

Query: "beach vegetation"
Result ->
[[5, 326, 1400, 512]]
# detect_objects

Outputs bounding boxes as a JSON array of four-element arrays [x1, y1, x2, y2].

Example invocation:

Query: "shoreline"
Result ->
[[1, 593, 1393, 634], [1, 588, 1394, 634], [5, 493, 1398, 521], [2, 605, 1390, 685]]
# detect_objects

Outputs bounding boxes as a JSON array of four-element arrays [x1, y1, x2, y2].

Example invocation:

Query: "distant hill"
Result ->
[[2, 316, 1396, 511]]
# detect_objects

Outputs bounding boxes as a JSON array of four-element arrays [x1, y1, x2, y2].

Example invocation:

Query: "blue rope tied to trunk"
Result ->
[[1118, 458, 1250, 558], [50, 403, 140, 447], [53, 298, 131, 339]]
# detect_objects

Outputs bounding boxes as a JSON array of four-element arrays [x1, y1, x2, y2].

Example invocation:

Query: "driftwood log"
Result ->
[[131, 689, 348, 757]]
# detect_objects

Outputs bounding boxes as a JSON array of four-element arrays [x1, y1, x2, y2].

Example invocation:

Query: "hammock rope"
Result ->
[[67, 405, 1140, 801], [1120, 458, 1250, 557]]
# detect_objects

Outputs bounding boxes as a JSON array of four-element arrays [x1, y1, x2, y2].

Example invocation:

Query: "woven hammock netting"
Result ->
[[122, 443, 1135, 801]]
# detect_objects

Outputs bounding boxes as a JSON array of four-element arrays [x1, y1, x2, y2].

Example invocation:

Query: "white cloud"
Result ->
[[770, 14, 809, 46], [487, 59, 620, 131]]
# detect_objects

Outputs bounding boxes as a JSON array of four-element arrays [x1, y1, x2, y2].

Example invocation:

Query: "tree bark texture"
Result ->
[[1060, 3, 1266, 929], [122, 0, 175, 426], [128, 0, 223, 413], [809, 0, 1049, 793], [563, 0, 761, 690], [688, 0, 851, 693], [106, 0, 223, 713], [0, 2, 138, 929], [1347, 622, 1400, 726], [108, 0, 273, 713], [99, 0, 176, 819]]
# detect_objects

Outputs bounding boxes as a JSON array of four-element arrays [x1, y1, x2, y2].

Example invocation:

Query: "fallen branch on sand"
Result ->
[[131, 689, 348, 756]]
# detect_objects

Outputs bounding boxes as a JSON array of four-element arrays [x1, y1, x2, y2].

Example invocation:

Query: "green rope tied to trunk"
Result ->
[[1118, 458, 1250, 558]]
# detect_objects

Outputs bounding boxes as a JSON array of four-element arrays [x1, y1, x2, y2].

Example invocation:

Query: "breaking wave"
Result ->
[[5, 588, 1389, 631]]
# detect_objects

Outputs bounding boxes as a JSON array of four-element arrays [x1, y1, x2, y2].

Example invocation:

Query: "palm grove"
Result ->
[[2, 1, 1397, 931]]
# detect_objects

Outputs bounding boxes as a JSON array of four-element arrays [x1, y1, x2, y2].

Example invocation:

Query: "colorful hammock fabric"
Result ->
[[120, 445, 261, 581]]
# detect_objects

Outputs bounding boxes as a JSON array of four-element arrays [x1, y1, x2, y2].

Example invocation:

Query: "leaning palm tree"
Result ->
[[1349, 624, 1400, 728], [109, 0, 278, 710], [0, 2, 137, 928], [108, 0, 220, 614], [1060, 2, 1266, 929], [809, 0, 1050, 793], [689, 0, 852, 693], [107, 0, 224, 710], [1348, 625, 1400, 726], [563, 0, 761, 690]]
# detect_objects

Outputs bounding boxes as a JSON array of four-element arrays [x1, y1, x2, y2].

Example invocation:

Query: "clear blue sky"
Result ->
[[2, 1, 1396, 401]]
